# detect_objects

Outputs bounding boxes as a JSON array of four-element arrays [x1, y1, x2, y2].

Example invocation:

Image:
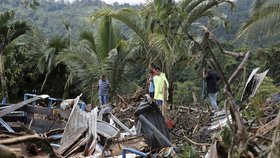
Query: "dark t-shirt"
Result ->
[[206, 70, 220, 93]]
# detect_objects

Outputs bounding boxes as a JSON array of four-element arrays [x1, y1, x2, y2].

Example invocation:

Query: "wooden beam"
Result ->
[[64, 137, 88, 157]]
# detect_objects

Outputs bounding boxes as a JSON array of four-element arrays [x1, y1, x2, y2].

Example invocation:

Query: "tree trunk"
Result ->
[[0, 53, 8, 102], [168, 81, 174, 110]]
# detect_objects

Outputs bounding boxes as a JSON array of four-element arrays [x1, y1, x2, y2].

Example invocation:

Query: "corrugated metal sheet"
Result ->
[[61, 95, 97, 144]]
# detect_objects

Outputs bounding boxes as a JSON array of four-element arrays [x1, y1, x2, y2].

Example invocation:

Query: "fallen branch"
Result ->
[[255, 118, 277, 136], [117, 95, 128, 106], [227, 51, 250, 85], [202, 30, 233, 94], [170, 130, 211, 146], [203, 26, 245, 59], [224, 91, 245, 138], [183, 135, 212, 146], [120, 105, 134, 112], [268, 110, 280, 157]]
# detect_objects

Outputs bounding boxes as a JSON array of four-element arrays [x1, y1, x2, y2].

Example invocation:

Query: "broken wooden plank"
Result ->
[[83, 134, 93, 156], [57, 127, 88, 155], [0, 95, 49, 117], [64, 137, 88, 157], [255, 118, 277, 136]]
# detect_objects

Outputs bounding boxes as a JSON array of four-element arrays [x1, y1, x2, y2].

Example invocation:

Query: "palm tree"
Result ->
[[0, 11, 30, 101], [56, 16, 132, 102], [238, 0, 280, 39], [37, 35, 69, 92], [91, 0, 234, 79]]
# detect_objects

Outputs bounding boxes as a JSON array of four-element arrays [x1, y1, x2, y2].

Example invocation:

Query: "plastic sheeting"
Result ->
[[135, 101, 171, 148]]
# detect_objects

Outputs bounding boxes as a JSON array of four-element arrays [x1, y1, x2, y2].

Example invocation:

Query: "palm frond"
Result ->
[[79, 30, 97, 54], [186, 0, 235, 26], [251, 0, 279, 12], [238, 2, 280, 39], [148, 33, 179, 76], [91, 8, 148, 43], [56, 48, 99, 68], [0, 11, 14, 26]]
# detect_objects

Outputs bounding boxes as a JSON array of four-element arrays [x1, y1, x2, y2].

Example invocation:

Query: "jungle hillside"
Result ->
[[0, 0, 280, 157]]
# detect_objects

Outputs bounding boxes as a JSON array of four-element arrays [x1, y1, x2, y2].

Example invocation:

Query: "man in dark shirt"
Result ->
[[203, 65, 220, 113]]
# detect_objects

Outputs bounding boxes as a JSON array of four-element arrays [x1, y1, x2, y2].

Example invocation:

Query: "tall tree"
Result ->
[[0, 11, 29, 101]]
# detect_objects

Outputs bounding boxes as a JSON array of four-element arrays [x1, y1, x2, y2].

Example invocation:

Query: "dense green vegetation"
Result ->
[[1, 1, 280, 157], [0, 0, 138, 39], [0, 0, 279, 106]]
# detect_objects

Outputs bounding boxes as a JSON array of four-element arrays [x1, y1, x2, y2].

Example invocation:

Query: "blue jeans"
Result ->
[[208, 93, 218, 111], [149, 92, 154, 98], [99, 95, 109, 105]]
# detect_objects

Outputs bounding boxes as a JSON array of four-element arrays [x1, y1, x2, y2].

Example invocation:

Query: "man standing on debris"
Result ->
[[154, 67, 169, 116], [203, 65, 220, 113], [147, 63, 157, 100], [97, 74, 111, 120], [98, 74, 110, 105]]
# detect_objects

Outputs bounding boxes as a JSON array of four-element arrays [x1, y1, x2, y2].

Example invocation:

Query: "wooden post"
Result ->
[[162, 81, 167, 119], [192, 91, 198, 103]]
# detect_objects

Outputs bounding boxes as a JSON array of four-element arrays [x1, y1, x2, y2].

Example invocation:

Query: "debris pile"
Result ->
[[0, 90, 279, 157]]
